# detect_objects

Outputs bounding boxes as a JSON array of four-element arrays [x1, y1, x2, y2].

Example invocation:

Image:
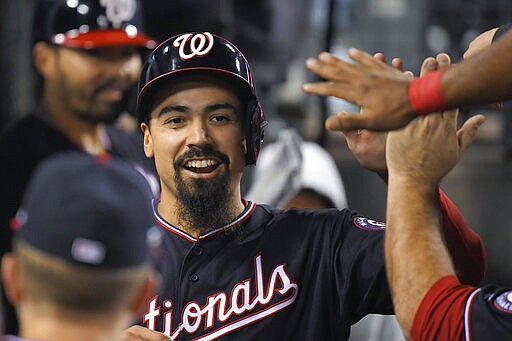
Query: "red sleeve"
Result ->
[[411, 275, 476, 341], [438, 189, 487, 285]]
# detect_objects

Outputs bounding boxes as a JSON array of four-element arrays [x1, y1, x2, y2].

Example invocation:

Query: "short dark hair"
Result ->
[[141, 72, 250, 126], [13, 239, 151, 317]]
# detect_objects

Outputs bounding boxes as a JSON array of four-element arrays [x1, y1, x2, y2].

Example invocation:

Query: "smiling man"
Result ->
[[142, 76, 247, 235], [130, 32, 486, 341]]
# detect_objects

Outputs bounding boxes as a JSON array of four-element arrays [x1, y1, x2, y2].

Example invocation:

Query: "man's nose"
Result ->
[[187, 119, 213, 148], [118, 53, 142, 82]]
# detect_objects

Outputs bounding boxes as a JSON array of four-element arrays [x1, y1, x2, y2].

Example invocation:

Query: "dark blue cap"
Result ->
[[13, 152, 155, 268]]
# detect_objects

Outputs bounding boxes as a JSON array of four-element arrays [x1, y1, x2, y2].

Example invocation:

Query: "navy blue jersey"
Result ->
[[0, 111, 159, 256], [145, 201, 392, 340], [412, 275, 512, 340], [0, 110, 159, 334], [470, 285, 512, 339]]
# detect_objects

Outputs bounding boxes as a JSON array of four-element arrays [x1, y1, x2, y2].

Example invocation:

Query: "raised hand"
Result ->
[[386, 54, 485, 186], [343, 53, 407, 178], [303, 49, 415, 132]]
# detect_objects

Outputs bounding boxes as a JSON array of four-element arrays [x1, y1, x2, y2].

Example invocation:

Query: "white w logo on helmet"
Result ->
[[100, 0, 137, 28], [173, 32, 214, 61]]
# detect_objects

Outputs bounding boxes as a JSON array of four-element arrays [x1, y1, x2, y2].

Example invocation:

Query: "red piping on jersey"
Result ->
[[152, 198, 257, 242]]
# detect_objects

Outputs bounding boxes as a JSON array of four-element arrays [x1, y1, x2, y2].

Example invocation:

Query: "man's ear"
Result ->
[[130, 270, 160, 316], [32, 42, 57, 79], [242, 137, 247, 155], [1, 253, 23, 305], [141, 123, 154, 158]]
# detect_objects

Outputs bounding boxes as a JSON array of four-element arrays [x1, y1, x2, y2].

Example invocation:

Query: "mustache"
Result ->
[[93, 79, 132, 96], [174, 146, 230, 170]]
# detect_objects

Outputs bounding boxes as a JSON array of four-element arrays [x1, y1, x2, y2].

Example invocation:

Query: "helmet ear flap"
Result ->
[[244, 99, 267, 165]]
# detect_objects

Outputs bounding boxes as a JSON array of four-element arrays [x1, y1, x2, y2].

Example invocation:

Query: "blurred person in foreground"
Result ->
[[1, 152, 158, 341], [0, 0, 159, 333]]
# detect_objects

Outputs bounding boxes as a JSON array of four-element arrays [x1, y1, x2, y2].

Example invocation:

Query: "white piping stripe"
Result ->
[[191, 287, 298, 341], [201, 201, 257, 239], [464, 288, 482, 341], [152, 199, 256, 242]]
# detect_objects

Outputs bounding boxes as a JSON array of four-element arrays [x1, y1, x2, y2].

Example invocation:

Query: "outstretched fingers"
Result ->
[[434, 54, 459, 130], [305, 52, 359, 82], [419, 57, 438, 77], [303, 80, 359, 103], [324, 111, 391, 132], [348, 48, 388, 69], [391, 58, 403, 72]]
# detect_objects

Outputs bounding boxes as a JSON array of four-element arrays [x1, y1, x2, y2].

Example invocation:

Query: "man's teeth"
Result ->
[[186, 159, 217, 168]]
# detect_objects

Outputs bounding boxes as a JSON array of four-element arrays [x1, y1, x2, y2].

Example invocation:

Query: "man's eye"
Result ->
[[166, 117, 184, 125], [211, 115, 230, 123]]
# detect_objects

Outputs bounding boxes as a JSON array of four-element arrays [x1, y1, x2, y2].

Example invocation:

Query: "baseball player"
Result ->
[[384, 34, 512, 341], [127, 32, 485, 340], [303, 27, 512, 132], [1, 152, 157, 341], [386, 98, 512, 340], [0, 0, 158, 334]]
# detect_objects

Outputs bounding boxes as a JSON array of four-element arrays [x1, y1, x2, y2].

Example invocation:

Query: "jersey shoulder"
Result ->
[[470, 285, 512, 339], [258, 205, 386, 245], [0, 114, 77, 166]]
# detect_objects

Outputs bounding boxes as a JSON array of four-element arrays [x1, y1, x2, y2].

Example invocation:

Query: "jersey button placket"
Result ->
[[192, 245, 203, 256], [188, 273, 199, 282]]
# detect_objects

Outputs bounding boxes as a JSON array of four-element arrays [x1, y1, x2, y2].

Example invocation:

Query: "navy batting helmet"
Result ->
[[137, 32, 267, 165], [32, 0, 157, 49]]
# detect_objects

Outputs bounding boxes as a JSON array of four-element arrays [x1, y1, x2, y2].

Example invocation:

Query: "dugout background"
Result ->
[[1, 0, 511, 287]]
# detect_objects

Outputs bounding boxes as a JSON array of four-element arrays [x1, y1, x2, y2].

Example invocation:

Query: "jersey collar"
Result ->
[[152, 198, 257, 242]]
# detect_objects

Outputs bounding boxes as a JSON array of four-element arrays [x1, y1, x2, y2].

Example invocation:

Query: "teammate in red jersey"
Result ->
[[384, 26, 512, 341]]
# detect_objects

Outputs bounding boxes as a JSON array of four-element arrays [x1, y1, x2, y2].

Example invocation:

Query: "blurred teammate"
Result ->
[[1, 152, 157, 341], [0, 1, 158, 332]]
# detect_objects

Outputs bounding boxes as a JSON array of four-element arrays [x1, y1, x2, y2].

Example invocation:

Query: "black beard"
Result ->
[[75, 87, 131, 124], [57, 69, 130, 124], [174, 147, 236, 235], [74, 105, 123, 124]]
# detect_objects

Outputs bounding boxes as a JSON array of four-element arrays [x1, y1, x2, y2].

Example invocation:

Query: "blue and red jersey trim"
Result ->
[[152, 198, 257, 242]]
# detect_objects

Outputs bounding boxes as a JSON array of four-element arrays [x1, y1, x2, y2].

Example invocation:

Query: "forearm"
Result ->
[[443, 29, 512, 108], [385, 177, 455, 338]]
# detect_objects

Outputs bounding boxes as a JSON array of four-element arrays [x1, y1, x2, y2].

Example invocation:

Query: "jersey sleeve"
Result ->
[[411, 275, 474, 341], [332, 210, 393, 324], [412, 275, 512, 341], [438, 189, 486, 285]]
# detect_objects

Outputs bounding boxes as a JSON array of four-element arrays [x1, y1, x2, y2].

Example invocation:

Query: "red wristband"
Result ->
[[408, 70, 448, 115]]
